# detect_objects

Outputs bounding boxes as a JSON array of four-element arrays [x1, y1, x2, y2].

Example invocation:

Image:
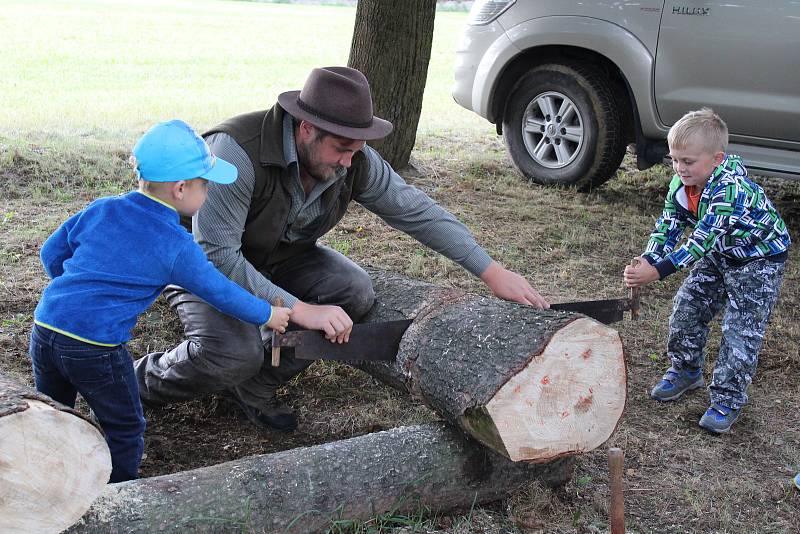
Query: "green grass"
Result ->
[[0, 0, 490, 149]]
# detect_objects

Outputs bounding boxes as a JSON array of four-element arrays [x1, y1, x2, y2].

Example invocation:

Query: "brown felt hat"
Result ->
[[278, 66, 393, 141]]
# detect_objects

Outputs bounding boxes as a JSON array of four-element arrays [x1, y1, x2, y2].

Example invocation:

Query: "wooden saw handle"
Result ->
[[271, 298, 284, 367], [629, 258, 641, 320]]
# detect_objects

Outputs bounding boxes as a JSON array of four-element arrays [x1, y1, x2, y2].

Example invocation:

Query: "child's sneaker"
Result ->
[[650, 366, 704, 401], [698, 403, 740, 433], [793, 473, 800, 491]]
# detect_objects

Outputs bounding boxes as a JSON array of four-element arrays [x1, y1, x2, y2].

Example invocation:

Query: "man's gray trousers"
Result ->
[[134, 245, 376, 409]]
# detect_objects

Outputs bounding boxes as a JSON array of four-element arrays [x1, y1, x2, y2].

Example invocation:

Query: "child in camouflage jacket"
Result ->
[[624, 108, 790, 433]]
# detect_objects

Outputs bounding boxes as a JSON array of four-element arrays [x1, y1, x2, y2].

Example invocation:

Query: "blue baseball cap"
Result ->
[[131, 119, 237, 184]]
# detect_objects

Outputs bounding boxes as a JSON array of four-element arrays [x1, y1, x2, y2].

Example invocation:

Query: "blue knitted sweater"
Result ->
[[34, 191, 271, 346]]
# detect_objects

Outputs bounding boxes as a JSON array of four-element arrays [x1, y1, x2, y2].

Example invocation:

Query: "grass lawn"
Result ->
[[0, 0, 489, 143], [2, 1, 800, 533]]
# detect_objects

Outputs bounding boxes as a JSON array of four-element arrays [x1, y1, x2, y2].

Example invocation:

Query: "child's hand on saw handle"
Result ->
[[623, 257, 659, 288], [266, 303, 291, 333]]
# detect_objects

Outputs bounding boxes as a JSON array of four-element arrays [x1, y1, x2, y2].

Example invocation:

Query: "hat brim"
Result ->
[[278, 90, 394, 141], [201, 155, 238, 184]]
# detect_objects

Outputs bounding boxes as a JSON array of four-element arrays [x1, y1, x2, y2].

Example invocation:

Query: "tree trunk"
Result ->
[[358, 269, 628, 462], [0, 371, 112, 533], [70, 423, 572, 533], [348, 0, 436, 169]]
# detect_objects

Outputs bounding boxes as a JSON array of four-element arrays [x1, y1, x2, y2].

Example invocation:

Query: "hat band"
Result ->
[[296, 97, 373, 129]]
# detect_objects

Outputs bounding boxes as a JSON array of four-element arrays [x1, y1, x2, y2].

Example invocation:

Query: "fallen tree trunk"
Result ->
[[0, 371, 111, 533], [70, 422, 572, 533], [359, 269, 627, 462]]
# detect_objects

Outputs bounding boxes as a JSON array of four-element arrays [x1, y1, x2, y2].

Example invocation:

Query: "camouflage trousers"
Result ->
[[667, 253, 785, 410]]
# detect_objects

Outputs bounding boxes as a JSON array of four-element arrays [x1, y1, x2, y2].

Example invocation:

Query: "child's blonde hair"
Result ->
[[138, 180, 174, 195], [667, 108, 728, 154]]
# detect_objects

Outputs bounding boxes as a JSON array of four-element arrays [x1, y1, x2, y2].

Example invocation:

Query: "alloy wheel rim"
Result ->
[[521, 91, 584, 169]]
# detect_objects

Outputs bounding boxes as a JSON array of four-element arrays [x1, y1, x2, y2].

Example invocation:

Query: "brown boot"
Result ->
[[226, 388, 297, 432]]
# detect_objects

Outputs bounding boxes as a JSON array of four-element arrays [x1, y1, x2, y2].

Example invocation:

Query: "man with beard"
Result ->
[[135, 67, 549, 431]]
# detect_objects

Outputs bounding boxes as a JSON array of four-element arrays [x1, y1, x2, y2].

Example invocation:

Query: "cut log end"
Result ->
[[0, 399, 111, 533], [363, 271, 628, 462], [471, 318, 627, 462]]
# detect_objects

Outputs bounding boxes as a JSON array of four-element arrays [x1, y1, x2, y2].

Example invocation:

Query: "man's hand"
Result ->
[[623, 257, 660, 288], [480, 261, 549, 309], [291, 301, 353, 343]]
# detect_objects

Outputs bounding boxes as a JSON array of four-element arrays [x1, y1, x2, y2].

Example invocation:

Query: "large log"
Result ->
[[70, 423, 572, 533], [359, 269, 627, 462], [0, 371, 112, 533]]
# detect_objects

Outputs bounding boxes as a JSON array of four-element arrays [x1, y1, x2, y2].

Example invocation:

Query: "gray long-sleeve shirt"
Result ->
[[196, 114, 492, 308]]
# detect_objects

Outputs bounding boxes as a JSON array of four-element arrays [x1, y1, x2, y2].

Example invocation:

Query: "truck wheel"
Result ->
[[502, 63, 627, 190]]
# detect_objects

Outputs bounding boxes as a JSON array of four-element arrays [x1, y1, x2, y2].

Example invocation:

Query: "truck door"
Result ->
[[655, 2, 800, 142]]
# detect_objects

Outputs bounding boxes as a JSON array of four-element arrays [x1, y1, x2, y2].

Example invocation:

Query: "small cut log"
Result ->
[[70, 423, 572, 533], [359, 269, 628, 462], [0, 371, 112, 533]]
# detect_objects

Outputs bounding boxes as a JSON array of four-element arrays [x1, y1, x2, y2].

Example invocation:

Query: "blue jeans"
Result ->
[[29, 324, 145, 482]]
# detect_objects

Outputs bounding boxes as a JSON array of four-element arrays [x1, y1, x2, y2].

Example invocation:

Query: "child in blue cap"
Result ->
[[29, 120, 291, 483]]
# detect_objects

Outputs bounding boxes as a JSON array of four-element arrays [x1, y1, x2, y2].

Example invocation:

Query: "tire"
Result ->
[[502, 63, 627, 190]]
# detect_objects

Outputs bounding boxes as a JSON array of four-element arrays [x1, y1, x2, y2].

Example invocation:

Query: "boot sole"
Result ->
[[222, 390, 297, 432], [699, 420, 733, 434]]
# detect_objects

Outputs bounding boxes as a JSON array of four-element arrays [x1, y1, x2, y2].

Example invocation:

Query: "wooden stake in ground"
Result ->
[[70, 422, 573, 533], [609, 447, 625, 534], [0, 371, 112, 533], [359, 269, 628, 462]]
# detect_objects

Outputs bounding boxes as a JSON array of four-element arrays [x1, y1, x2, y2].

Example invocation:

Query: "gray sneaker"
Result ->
[[699, 403, 740, 433], [650, 366, 704, 401]]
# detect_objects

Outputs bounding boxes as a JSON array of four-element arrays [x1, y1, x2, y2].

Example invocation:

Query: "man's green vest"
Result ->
[[203, 104, 370, 270]]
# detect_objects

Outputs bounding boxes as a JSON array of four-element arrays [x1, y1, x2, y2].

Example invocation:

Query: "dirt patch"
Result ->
[[2, 136, 799, 532]]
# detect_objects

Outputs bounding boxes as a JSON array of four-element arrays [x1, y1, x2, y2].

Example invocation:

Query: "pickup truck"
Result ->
[[452, 1, 800, 189]]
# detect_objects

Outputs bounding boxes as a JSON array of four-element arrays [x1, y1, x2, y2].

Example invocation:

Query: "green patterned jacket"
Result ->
[[643, 155, 790, 278]]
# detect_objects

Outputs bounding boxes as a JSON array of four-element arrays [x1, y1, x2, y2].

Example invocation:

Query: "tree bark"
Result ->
[[70, 423, 572, 533], [348, 0, 436, 169], [0, 371, 112, 533], [358, 269, 628, 462]]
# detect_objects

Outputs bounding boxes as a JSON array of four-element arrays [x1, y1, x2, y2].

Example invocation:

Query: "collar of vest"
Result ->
[[259, 103, 290, 169], [204, 104, 292, 170]]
